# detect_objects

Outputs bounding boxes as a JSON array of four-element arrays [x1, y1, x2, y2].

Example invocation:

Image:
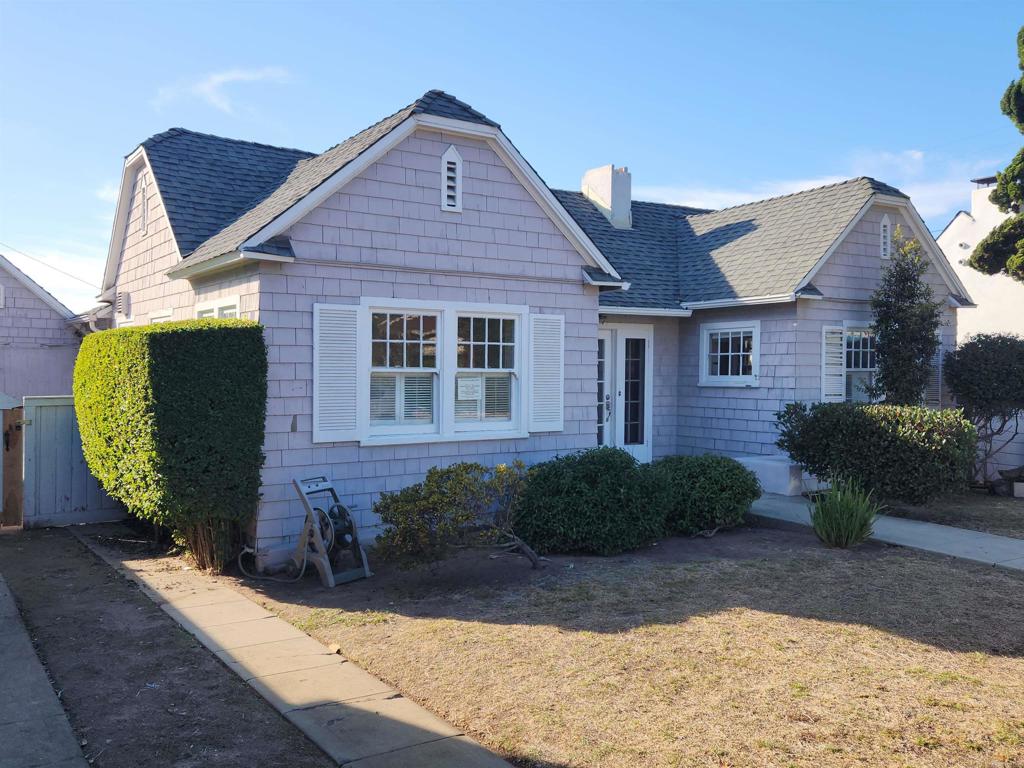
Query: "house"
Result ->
[[1, 252, 84, 525], [0, 252, 81, 405], [96, 91, 972, 569], [937, 177, 1023, 475]]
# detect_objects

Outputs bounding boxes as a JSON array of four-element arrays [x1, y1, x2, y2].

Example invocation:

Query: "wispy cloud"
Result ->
[[95, 181, 118, 203], [153, 66, 290, 115], [635, 149, 998, 227]]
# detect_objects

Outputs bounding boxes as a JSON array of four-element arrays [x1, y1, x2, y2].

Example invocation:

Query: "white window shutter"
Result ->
[[314, 304, 361, 442], [528, 314, 564, 432], [821, 326, 845, 402], [924, 342, 943, 409]]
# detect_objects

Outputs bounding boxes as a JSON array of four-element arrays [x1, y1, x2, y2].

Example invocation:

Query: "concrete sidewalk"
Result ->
[[0, 574, 88, 768], [73, 530, 510, 768], [752, 494, 1024, 571]]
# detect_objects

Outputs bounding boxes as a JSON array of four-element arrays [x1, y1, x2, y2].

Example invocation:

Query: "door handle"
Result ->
[[604, 393, 613, 422]]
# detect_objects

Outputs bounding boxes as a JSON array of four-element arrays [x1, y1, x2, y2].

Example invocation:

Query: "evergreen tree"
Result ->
[[969, 26, 1024, 282], [868, 230, 944, 405]]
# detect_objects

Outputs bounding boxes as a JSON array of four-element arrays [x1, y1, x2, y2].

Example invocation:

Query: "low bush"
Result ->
[[513, 447, 665, 555], [776, 402, 976, 504], [74, 320, 267, 571], [652, 455, 761, 535], [373, 462, 490, 568], [810, 476, 881, 548]]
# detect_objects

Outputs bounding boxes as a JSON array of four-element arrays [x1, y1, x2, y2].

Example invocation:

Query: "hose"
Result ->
[[237, 507, 336, 582]]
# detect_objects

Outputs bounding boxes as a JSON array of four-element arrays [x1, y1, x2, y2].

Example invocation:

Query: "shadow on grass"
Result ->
[[97, 518, 1024, 658]]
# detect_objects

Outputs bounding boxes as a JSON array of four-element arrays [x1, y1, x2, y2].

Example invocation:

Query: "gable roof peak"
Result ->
[[409, 90, 499, 127]]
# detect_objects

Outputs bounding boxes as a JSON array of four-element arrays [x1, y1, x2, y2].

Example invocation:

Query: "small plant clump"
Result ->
[[810, 476, 883, 548]]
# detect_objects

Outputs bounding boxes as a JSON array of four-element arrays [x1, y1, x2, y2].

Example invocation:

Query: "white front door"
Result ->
[[597, 324, 653, 462]]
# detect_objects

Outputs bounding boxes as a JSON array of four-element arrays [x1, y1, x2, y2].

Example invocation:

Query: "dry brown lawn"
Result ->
[[885, 490, 1024, 540], [230, 529, 1024, 768]]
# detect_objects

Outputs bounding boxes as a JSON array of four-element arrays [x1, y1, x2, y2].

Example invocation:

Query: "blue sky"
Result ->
[[1, 1, 1021, 312]]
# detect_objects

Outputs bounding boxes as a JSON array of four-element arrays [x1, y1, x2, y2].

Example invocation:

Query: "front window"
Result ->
[[455, 316, 515, 424], [699, 321, 760, 387], [844, 328, 876, 402], [196, 295, 240, 319], [369, 312, 438, 429]]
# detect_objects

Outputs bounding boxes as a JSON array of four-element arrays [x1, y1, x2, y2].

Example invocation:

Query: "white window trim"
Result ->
[[880, 214, 892, 260], [195, 294, 240, 319], [440, 145, 463, 213], [842, 322, 877, 403], [149, 308, 173, 324], [353, 298, 530, 446], [698, 319, 761, 388], [0, 284, 5, 309]]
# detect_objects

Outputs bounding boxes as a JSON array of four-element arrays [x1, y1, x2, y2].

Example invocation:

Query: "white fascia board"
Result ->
[[600, 306, 693, 317], [875, 194, 973, 303], [101, 147, 181, 292], [0, 252, 75, 319], [165, 250, 294, 280], [681, 293, 796, 310], [795, 197, 874, 295], [795, 193, 974, 306], [583, 270, 630, 289], [241, 118, 419, 250], [241, 111, 622, 282]]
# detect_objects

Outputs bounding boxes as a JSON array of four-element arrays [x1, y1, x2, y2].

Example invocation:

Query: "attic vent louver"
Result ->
[[441, 145, 462, 213]]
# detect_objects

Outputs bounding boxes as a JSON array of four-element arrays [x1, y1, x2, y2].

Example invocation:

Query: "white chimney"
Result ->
[[581, 164, 632, 229]]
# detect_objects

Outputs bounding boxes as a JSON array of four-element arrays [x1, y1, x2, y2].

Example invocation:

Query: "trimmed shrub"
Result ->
[[74, 320, 267, 571], [373, 462, 491, 568], [513, 447, 665, 555], [653, 455, 761, 535], [776, 402, 976, 504], [944, 333, 1024, 482], [809, 476, 881, 548]]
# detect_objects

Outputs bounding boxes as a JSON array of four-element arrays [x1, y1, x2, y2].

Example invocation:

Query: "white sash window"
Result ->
[[313, 299, 564, 445]]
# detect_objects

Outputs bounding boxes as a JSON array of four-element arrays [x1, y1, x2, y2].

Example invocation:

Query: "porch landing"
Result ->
[[734, 454, 825, 496]]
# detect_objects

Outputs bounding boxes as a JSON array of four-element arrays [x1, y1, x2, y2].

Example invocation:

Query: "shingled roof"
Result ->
[[142, 91, 497, 264], [558, 177, 908, 308]]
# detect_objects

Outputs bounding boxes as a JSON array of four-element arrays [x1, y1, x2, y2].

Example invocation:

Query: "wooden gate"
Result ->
[[21, 396, 122, 527]]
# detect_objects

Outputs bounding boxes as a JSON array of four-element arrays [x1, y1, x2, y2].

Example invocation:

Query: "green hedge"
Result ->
[[74, 320, 267, 570], [775, 402, 976, 504], [652, 455, 761, 534], [513, 447, 665, 555]]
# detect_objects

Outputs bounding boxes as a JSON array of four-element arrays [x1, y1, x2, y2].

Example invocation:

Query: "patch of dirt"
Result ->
[[211, 522, 1024, 768], [0, 528, 332, 768], [885, 488, 1024, 539]]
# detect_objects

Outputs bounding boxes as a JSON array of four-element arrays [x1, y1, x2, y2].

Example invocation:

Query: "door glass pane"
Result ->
[[624, 338, 645, 445]]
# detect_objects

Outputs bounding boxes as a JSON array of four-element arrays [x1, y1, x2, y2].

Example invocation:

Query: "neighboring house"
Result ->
[[96, 91, 972, 569], [0, 252, 81, 404], [937, 177, 1024, 475]]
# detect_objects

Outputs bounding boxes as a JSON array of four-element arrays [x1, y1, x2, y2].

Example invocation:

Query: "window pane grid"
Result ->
[[371, 312, 438, 370], [624, 338, 645, 445], [707, 330, 753, 378], [457, 315, 515, 370]]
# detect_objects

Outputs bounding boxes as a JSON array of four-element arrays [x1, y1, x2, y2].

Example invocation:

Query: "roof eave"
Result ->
[[165, 249, 294, 281]]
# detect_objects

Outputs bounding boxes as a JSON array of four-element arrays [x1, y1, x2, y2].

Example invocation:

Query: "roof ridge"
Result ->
[[142, 127, 315, 157], [412, 89, 499, 127], [550, 189, 712, 215], [685, 176, 898, 217]]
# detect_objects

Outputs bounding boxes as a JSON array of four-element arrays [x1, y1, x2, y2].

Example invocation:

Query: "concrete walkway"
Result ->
[[73, 531, 509, 768], [752, 494, 1024, 571], [0, 574, 88, 768]]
